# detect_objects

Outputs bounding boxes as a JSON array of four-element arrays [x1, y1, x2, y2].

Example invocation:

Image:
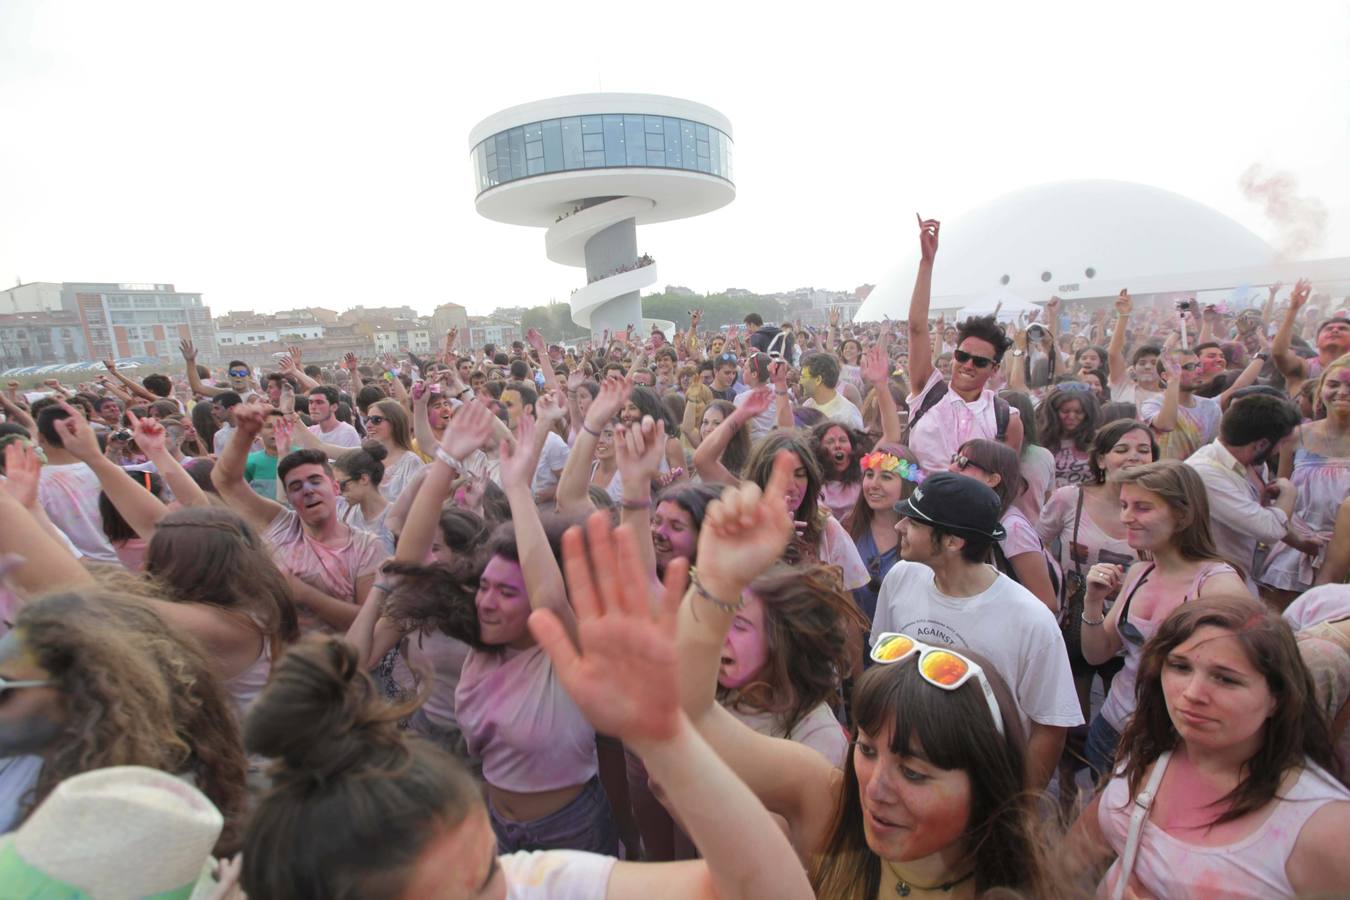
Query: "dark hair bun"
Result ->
[[360, 440, 388, 462], [244, 637, 407, 783]]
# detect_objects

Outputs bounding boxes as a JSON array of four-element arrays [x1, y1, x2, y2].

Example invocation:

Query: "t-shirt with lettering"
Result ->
[[870, 562, 1083, 733], [263, 508, 385, 633], [37, 462, 119, 563], [1140, 394, 1221, 461], [1053, 441, 1093, 487], [500, 850, 616, 899]]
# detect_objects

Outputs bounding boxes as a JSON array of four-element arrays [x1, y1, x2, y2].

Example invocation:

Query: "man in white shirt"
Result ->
[[871, 472, 1082, 788], [502, 382, 569, 503], [306, 386, 361, 449], [34, 406, 120, 563], [1185, 392, 1314, 586], [732, 352, 778, 441], [798, 352, 864, 430]]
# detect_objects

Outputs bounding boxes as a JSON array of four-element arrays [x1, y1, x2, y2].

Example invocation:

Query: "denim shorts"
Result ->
[[489, 775, 619, 856], [1085, 713, 1122, 780]]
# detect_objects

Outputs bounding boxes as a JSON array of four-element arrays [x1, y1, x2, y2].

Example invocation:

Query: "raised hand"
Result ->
[[51, 401, 102, 462], [536, 389, 567, 427], [179, 338, 197, 362], [526, 327, 546, 353], [1289, 278, 1312, 310], [1045, 296, 1062, 321], [439, 400, 494, 461], [615, 415, 666, 486], [695, 450, 797, 594], [288, 345, 302, 365], [737, 385, 773, 419], [916, 214, 940, 264], [127, 410, 167, 456], [860, 344, 890, 386], [566, 368, 586, 393], [343, 352, 359, 372], [1115, 289, 1133, 317], [0, 441, 42, 509], [445, 327, 459, 352], [274, 415, 295, 454], [1268, 281, 1283, 301], [1085, 563, 1124, 605], [102, 359, 118, 373], [585, 375, 630, 428], [828, 307, 841, 328], [529, 513, 688, 744], [230, 402, 269, 438], [498, 412, 540, 486], [279, 381, 295, 414], [411, 381, 429, 404], [768, 360, 789, 389]]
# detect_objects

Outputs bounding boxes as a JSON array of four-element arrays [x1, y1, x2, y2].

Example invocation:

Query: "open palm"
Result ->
[[530, 514, 687, 743]]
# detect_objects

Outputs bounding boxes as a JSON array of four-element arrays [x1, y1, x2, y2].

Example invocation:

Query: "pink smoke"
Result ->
[[1238, 164, 1328, 261]]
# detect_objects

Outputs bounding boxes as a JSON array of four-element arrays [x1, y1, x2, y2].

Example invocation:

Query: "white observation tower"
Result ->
[[469, 93, 735, 338]]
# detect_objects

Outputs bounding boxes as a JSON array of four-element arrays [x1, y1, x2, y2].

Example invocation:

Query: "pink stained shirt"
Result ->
[[456, 645, 598, 793], [262, 509, 385, 633], [905, 369, 1018, 475]]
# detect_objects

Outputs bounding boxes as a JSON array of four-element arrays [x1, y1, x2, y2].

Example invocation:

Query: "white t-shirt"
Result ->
[[213, 421, 262, 456], [871, 562, 1083, 733], [733, 385, 778, 441], [310, 420, 362, 449], [37, 462, 120, 563], [502, 849, 616, 899], [532, 431, 571, 499], [819, 515, 871, 590], [804, 392, 864, 430]]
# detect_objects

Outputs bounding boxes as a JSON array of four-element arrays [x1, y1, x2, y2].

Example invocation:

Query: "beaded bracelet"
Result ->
[[1080, 611, 1105, 627], [582, 422, 602, 438], [688, 567, 745, 614]]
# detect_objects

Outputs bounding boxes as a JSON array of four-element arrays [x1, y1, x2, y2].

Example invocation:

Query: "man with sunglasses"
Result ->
[[1141, 346, 1221, 461], [903, 217, 1022, 474], [870, 472, 1081, 788]]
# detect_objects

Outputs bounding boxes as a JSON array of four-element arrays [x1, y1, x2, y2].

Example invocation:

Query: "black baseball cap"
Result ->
[[894, 472, 1006, 541]]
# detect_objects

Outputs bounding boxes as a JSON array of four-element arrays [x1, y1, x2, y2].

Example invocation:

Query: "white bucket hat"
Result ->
[[0, 766, 224, 899]]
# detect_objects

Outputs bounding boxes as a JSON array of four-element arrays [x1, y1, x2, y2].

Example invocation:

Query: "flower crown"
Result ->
[[860, 451, 924, 484]]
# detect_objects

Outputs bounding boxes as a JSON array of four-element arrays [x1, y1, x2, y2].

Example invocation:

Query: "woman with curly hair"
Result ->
[[810, 418, 869, 523], [0, 588, 246, 855], [1038, 386, 1102, 487]]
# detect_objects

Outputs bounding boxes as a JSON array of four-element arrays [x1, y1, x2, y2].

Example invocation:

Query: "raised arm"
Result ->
[[1217, 353, 1268, 410], [906, 216, 940, 391], [210, 402, 286, 533], [1107, 289, 1132, 381], [860, 345, 902, 444], [410, 381, 438, 460], [0, 442, 95, 595], [529, 515, 815, 900], [1271, 278, 1312, 382], [614, 415, 668, 580], [769, 361, 795, 430], [557, 375, 628, 515], [279, 351, 320, 392], [103, 359, 157, 403], [0, 388, 35, 434], [675, 452, 842, 857], [527, 328, 561, 392], [287, 413, 358, 461], [51, 403, 169, 541], [501, 411, 577, 642], [1148, 347, 1183, 433], [179, 339, 227, 399], [693, 388, 769, 486]]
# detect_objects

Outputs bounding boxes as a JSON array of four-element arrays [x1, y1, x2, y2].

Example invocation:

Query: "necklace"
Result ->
[[883, 859, 975, 897]]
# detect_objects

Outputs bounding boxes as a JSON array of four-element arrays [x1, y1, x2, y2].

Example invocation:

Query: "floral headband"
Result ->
[[860, 451, 924, 484]]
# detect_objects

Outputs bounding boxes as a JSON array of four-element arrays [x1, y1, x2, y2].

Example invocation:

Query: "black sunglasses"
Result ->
[[228, 369, 249, 378], [366, 415, 387, 425], [953, 349, 994, 369]]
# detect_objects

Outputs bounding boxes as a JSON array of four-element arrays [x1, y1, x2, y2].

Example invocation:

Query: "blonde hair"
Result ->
[[1313, 352, 1350, 418]]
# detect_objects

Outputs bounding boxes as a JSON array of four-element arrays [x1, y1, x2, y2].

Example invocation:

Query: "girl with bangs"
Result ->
[[674, 453, 1064, 899], [846, 442, 924, 622], [1072, 595, 1350, 897], [1039, 385, 1102, 487]]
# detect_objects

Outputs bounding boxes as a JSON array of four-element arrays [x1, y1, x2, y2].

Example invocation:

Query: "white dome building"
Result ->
[[856, 180, 1281, 321]]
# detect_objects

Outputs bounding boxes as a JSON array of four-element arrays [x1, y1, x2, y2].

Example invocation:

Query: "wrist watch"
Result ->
[[1011, 349, 1026, 357], [434, 447, 463, 470]]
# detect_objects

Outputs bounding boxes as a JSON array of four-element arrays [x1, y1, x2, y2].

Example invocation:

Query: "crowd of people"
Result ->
[[0, 216, 1348, 897]]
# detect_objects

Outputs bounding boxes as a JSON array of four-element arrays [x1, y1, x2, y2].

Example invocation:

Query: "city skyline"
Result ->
[[3, 1, 1349, 320]]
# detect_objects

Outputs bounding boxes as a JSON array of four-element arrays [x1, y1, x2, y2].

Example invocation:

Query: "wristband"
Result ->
[[688, 568, 745, 614], [434, 447, 463, 470], [620, 497, 652, 511], [582, 422, 602, 438], [774, 388, 788, 395], [1080, 611, 1105, 627]]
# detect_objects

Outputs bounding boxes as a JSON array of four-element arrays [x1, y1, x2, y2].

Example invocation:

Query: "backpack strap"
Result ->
[[910, 378, 1012, 443], [906, 378, 948, 431], [994, 396, 1011, 441]]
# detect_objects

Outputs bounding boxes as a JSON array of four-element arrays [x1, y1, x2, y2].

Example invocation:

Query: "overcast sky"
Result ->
[[2, 1, 1347, 318]]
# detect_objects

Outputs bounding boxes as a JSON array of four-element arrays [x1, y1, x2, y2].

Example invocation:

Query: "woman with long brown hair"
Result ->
[[1071, 595, 1349, 897], [0, 588, 247, 855], [1078, 460, 1249, 777], [846, 442, 923, 622], [674, 453, 1063, 898]]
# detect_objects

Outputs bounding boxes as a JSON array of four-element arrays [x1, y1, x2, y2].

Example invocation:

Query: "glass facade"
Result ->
[[473, 113, 733, 195]]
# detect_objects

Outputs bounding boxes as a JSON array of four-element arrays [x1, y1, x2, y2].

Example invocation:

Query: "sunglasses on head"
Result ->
[[870, 633, 1004, 737], [1054, 381, 1093, 394], [717, 353, 737, 363], [953, 349, 994, 369]]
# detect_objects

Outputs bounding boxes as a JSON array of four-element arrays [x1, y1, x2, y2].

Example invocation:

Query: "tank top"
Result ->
[[1097, 759, 1350, 898], [1100, 561, 1237, 732], [224, 639, 271, 720]]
